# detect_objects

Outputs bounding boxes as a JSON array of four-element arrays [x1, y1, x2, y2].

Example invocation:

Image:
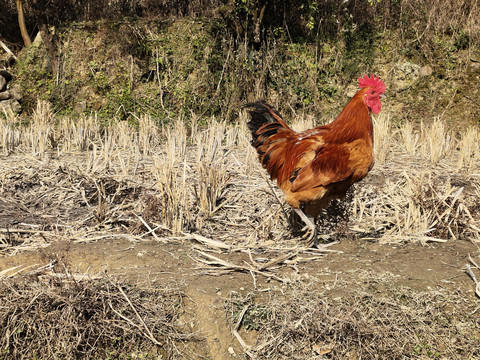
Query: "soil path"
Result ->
[[1, 237, 478, 358]]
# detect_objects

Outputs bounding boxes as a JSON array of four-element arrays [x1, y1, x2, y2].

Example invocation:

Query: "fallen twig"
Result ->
[[465, 264, 480, 298], [185, 232, 232, 251], [110, 279, 165, 346], [194, 250, 288, 283], [133, 213, 165, 243], [233, 304, 256, 359], [0, 39, 17, 59], [257, 251, 298, 271], [468, 254, 480, 270]]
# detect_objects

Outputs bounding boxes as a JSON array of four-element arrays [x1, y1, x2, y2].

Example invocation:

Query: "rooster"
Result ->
[[247, 74, 386, 247]]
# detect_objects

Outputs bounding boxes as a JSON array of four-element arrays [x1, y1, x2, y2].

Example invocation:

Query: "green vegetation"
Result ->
[[2, 0, 479, 125]]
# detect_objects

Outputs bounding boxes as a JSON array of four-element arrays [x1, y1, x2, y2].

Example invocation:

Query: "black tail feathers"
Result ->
[[245, 101, 286, 145]]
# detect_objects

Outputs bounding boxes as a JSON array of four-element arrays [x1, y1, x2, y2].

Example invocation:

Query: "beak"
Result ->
[[380, 93, 387, 99]]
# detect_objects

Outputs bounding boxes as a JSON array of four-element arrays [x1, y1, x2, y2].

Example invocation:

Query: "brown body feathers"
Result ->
[[247, 87, 377, 218]]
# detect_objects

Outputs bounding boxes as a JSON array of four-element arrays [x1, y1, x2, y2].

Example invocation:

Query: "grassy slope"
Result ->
[[10, 16, 480, 128]]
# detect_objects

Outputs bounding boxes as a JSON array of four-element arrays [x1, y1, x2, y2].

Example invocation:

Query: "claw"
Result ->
[[302, 229, 318, 248], [308, 228, 318, 248], [300, 225, 310, 233], [300, 228, 312, 240], [294, 208, 318, 248]]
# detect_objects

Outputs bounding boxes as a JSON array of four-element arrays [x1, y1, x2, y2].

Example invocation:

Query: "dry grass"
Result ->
[[193, 124, 231, 218], [353, 171, 480, 244], [399, 120, 420, 155], [227, 273, 480, 359], [401, 0, 480, 46], [372, 113, 392, 165], [456, 126, 480, 173], [353, 113, 480, 243], [1, 102, 480, 359], [0, 271, 196, 360], [0, 102, 480, 255], [420, 118, 455, 165]]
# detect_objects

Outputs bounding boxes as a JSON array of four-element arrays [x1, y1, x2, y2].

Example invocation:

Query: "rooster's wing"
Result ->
[[288, 137, 372, 193]]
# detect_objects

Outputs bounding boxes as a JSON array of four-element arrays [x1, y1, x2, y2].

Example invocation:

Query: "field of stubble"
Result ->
[[0, 101, 479, 359]]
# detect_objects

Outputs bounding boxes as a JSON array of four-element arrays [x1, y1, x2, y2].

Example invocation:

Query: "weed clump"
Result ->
[[228, 280, 480, 359], [0, 275, 196, 359]]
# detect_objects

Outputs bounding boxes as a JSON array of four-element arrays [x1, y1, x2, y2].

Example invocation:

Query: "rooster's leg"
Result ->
[[293, 208, 318, 248]]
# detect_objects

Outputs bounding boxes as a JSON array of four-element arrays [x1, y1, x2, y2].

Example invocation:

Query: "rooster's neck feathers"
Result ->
[[322, 88, 373, 143]]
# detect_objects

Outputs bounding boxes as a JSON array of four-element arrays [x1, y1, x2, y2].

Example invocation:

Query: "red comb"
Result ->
[[358, 74, 386, 93]]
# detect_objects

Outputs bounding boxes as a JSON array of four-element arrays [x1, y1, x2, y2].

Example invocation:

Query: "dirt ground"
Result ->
[[1, 234, 478, 294], [1, 232, 479, 359]]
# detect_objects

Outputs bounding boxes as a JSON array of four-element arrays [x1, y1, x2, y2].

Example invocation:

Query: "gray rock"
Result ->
[[32, 31, 44, 47], [395, 62, 421, 78], [0, 90, 11, 100], [10, 83, 23, 101], [419, 65, 433, 77], [346, 84, 357, 98], [0, 75, 6, 92], [73, 100, 87, 113], [392, 61, 421, 91], [0, 98, 21, 114]]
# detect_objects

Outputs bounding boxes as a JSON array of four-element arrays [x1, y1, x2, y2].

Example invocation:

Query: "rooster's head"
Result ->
[[358, 74, 386, 114]]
